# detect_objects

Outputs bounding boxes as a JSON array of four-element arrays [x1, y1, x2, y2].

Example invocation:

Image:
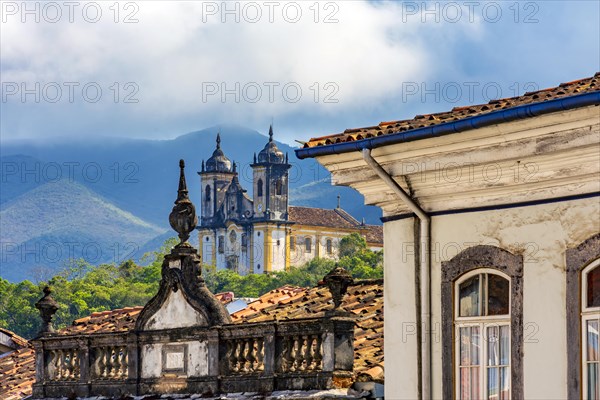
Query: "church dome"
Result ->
[[206, 133, 232, 172], [257, 125, 285, 164]]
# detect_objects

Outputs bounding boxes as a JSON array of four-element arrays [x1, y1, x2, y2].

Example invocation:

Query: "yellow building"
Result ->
[[197, 126, 382, 275]]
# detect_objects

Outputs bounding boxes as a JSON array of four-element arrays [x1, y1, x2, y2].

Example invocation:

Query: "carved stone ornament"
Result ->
[[35, 286, 59, 336], [169, 159, 198, 245], [135, 159, 231, 331], [323, 265, 354, 310]]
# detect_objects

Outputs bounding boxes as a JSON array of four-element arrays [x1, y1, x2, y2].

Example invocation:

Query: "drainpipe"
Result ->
[[362, 148, 431, 400]]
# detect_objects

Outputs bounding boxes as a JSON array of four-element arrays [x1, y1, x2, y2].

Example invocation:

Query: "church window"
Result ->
[[205, 185, 211, 202], [275, 179, 283, 195], [229, 231, 237, 243], [218, 236, 224, 254], [326, 239, 333, 254], [241, 234, 247, 249], [305, 237, 312, 253], [257, 179, 263, 197]]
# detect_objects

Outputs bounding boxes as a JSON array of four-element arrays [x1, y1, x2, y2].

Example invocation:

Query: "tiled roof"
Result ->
[[0, 328, 28, 350], [289, 206, 360, 229], [363, 225, 383, 246], [62, 306, 144, 335], [0, 283, 384, 398], [231, 285, 309, 320], [231, 280, 384, 380], [302, 73, 600, 148], [0, 336, 34, 400], [288, 206, 383, 246]]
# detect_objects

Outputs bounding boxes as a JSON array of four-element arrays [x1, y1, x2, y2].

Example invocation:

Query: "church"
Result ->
[[196, 126, 383, 275]]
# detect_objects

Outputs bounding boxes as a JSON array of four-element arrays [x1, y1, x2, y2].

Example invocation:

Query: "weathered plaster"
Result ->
[[145, 289, 207, 330]]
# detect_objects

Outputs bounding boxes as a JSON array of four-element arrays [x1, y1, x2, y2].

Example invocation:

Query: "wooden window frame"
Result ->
[[454, 269, 512, 400]]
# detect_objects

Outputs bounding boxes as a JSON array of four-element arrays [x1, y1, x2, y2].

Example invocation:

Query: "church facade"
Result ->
[[196, 127, 383, 275]]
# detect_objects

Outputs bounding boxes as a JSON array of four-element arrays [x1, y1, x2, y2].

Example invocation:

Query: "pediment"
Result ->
[[135, 245, 231, 331]]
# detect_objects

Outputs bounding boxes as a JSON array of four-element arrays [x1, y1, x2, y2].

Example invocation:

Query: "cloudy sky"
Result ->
[[1, 0, 598, 145]]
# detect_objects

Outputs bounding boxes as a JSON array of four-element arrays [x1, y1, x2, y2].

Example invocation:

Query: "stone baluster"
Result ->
[[294, 336, 304, 371], [245, 339, 255, 372], [256, 338, 265, 371], [304, 336, 314, 371], [313, 334, 323, 371]]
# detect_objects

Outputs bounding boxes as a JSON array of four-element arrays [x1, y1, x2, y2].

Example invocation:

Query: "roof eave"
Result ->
[[295, 91, 600, 160]]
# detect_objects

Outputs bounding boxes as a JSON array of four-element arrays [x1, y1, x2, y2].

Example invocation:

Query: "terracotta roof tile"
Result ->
[[364, 225, 383, 246], [288, 206, 383, 246], [0, 328, 28, 350], [0, 337, 34, 400], [303, 73, 600, 148], [289, 206, 359, 229]]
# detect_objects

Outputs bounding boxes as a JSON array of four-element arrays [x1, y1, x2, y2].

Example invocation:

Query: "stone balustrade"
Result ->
[[32, 317, 354, 398]]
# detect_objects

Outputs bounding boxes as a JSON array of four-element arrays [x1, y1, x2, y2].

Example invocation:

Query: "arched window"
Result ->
[[455, 270, 511, 400], [326, 239, 333, 254], [442, 245, 522, 399], [275, 179, 283, 195], [205, 185, 211, 202], [566, 234, 600, 400], [582, 259, 600, 399], [305, 237, 312, 253], [257, 179, 263, 197]]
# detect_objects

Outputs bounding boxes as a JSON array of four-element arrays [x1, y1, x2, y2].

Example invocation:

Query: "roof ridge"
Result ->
[[334, 207, 360, 225]]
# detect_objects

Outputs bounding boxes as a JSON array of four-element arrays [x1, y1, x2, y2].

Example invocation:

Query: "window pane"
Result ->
[[588, 320, 599, 362], [460, 327, 480, 366], [499, 325, 510, 365], [588, 363, 599, 400], [460, 368, 470, 399], [460, 327, 471, 366], [488, 274, 510, 315], [487, 326, 499, 367], [460, 275, 481, 317], [500, 366, 510, 400], [488, 367, 499, 400], [589, 266, 600, 308], [471, 367, 480, 399]]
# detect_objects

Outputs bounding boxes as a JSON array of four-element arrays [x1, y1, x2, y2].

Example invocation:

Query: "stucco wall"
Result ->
[[145, 289, 206, 330], [141, 341, 209, 378], [384, 196, 600, 399]]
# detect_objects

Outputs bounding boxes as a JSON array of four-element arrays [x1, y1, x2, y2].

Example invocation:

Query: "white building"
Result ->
[[296, 73, 600, 399]]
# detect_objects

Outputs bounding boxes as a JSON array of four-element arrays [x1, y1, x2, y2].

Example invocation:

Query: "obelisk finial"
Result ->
[[169, 159, 198, 245]]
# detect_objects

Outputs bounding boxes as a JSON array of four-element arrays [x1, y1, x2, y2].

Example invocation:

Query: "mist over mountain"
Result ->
[[0, 125, 381, 282]]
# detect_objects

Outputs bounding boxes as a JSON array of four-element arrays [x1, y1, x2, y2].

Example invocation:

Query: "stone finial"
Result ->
[[216, 132, 221, 149], [35, 286, 59, 335], [323, 265, 354, 310], [201, 159, 205, 172], [169, 159, 198, 245]]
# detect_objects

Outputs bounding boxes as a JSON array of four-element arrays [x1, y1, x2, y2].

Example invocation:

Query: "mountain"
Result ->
[[0, 180, 164, 282], [0, 125, 381, 282]]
